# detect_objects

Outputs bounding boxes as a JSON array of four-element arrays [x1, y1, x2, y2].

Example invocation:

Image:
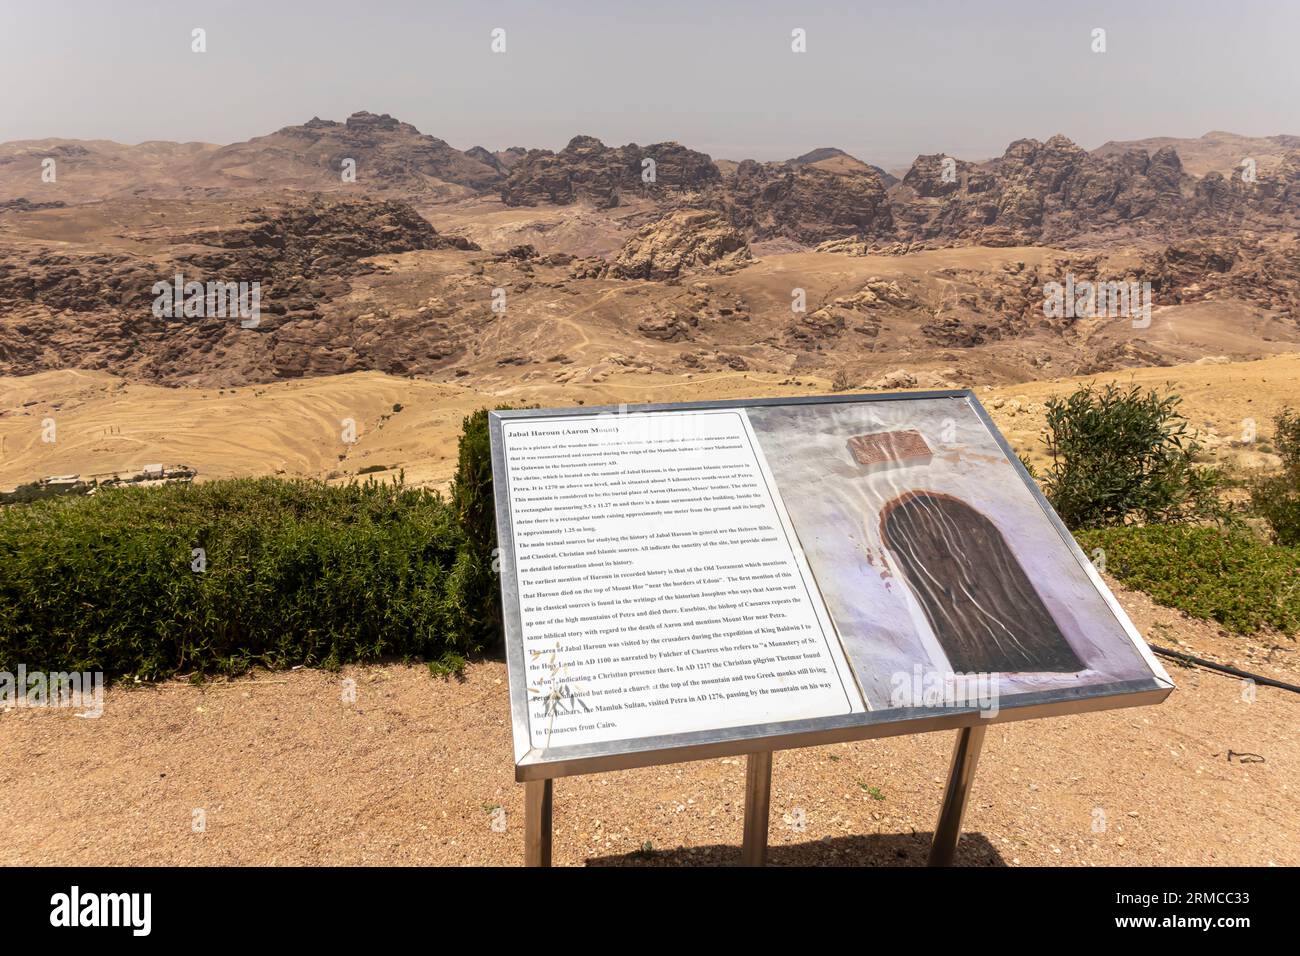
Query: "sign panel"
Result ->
[[491, 392, 1173, 779], [497, 409, 864, 752]]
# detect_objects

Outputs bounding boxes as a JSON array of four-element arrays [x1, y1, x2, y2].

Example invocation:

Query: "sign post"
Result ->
[[927, 725, 988, 866], [524, 778, 553, 868], [492, 392, 1173, 867], [741, 751, 773, 867]]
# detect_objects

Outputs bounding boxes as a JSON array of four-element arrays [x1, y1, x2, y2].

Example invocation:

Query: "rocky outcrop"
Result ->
[[462, 146, 530, 176], [608, 209, 751, 279], [177, 196, 477, 273], [788, 147, 899, 187], [0, 196, 473, 316], [814, 237, 928, 256], [783, 280, 914, 350], [713, 161, 894, 244], [630, 279, 751, 342], [888, 136, 1300, 245], [500, 135, 720, 207], [463, 146, 504, 174], [0, 196, 484, 382], [0, 198, 68, 213], [196, 111, 504, 195], [888, 136, 1189, 245], [636, 312, 698, 341], [1140, 237, 1300, 317]]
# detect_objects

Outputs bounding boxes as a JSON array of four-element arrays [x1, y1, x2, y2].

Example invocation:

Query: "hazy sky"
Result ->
[[3, 0, 1298, 169]]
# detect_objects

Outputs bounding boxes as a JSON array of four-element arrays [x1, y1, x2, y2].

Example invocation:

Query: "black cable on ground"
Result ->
[[1149, 644, 1300, 695]]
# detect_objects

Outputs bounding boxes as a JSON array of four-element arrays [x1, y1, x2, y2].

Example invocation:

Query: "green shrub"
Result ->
[[1254, 482, 1300, 547], [0, 402, 512, 680], [449, 408, 504, 650], [1269, 406, 1300, 467], [1076, 525, 1300, 635], [451, 408, 497, 562], [1251, 407, 1300, 546], [0, 476, 491, 679], [1041, 383, 1225, 530]]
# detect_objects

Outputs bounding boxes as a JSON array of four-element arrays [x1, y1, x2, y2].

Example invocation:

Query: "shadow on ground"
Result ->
[[586, 831, 1006, 866]]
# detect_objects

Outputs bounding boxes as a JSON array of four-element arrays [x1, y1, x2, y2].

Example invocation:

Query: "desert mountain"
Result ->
[[190, 112, 503, 198], [0, 195, 479, 383], [6, 115, 1299, 249], [500, 135, 720, 207], [0, 112, 502, 204], [464, 145, 529, 175], [0, 139, 221, 203], [2, 115, 1300, 402], [1093, 131, 1300, 177], [883, 134, 1300, 246], [708, 158, 894, 245], [490, 130, 1300, 247], [789, 147, 900, 187], [5, 179, 1297, 393]]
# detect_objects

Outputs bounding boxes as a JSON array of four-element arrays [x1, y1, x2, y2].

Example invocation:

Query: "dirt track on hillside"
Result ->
[[1, 582, 1295, 867]]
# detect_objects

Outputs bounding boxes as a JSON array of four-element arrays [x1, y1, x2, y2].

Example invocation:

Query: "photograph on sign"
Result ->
[[745, 397, 1162, 711]]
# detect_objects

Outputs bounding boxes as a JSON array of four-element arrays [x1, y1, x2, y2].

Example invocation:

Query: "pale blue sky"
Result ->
[[2, 0, 1297, 168]]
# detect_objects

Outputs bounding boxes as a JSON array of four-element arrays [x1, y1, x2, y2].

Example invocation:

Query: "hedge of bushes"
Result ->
[[1075, 525, 1299, 635], [0, 411, 500, 680]]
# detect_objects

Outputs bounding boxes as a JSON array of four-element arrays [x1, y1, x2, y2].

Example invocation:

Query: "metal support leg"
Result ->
[[927, 724, 987, 867], [524, 778, 553, 867], [741, 750, 773, 867]]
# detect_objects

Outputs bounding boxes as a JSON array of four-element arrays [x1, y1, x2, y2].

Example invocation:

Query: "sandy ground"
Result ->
[[3, 353, 1299, 493], [2, 581, 1295, 867]]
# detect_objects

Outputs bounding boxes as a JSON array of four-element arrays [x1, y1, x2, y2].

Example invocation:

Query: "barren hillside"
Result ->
[[3, 113, 1300, 495]]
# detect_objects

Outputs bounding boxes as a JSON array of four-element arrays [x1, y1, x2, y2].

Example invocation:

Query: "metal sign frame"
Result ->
[[489, 390, 1175, 866]]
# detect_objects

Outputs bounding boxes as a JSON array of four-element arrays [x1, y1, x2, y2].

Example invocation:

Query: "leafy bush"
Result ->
[[1076, 525, 1300, 635], [452, 408, 497, 562], [0, 408, 510, 680], [1251, 407, 1300, 546], [0, 476, 490, 679], [1041, 383, 1224, 530], [1254, 482, 1300, 547], [449, 407, 504, 650]]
